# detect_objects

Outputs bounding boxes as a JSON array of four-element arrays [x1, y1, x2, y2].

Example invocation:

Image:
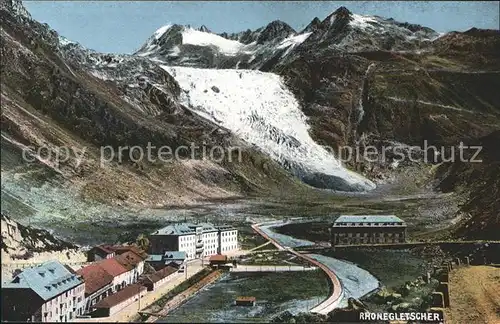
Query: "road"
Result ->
[[230, 265, 318, 272], [251, 222, 344, 315], [445, 265, 500, 324]]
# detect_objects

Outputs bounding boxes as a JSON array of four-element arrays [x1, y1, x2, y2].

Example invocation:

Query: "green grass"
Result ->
[[322, 248, 427, 289], [239, 251, 308, 266], [233, 270, 330, 303], [145, 268, 214, 313]]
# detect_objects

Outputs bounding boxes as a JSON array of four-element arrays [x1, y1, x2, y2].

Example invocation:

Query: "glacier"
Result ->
[[162, 66, 376, 192]]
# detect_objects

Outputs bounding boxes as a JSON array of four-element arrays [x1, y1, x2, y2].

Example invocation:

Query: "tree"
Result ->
[[135, 234, 150, 252]]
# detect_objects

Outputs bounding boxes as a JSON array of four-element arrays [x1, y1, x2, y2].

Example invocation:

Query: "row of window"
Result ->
[[335, 232, 403, 237], [44, 284, 84, 310], [203, 249, 217, 256], [180, 233, 237, 242], [335, 237, 405, 243], [221, 244, 237, 252], [179, 231, 237, 240], [335, 222, 403, 226]]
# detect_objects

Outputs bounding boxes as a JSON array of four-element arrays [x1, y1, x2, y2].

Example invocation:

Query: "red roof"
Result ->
[[115, 251, 143, 271], [108, 245, 148, 260], [76, 264, 114, 295], [94, 245, 115, 255], [145, 266, 177, 284], [96, 258, 128, 277], [209, 254, 228, 262], [93, 284, 146, 309]]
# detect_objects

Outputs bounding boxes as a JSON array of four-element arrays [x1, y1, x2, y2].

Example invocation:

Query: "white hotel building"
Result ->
[[148, 222, 238, 259]]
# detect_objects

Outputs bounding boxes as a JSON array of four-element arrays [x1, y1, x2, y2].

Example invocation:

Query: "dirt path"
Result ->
[[446, 266, 500, 324]]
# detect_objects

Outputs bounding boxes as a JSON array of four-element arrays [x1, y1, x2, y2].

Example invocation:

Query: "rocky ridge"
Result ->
[[1, 0, 499, 240]]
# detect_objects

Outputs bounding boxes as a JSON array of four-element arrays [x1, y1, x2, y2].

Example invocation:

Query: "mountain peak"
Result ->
[[2, 0, 32, 19], [333, 6, 353, 17], [321, 6, 354, 29], [198, 25, 211, 33], [257, 20, 296, 44], [302, 17, 322, 33]]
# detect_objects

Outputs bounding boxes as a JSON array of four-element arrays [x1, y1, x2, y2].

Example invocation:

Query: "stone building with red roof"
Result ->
[[142, 266, 178, 291], [87, 245, 115, 262], [115, 251, 145, 284], [76, 258, 130, 314], [76, 264, 114, 313], [92, 284, 147, 317]]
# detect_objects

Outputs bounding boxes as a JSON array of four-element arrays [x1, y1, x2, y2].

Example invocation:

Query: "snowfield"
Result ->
[[137, 25, 312, 61], [162, 66, 376, 191], [181, 28, 246, 55], [154, 24, 172, 39], [277, 32, 312, 49]]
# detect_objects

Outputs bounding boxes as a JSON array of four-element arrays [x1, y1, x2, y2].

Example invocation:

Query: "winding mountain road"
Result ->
[[251, 222, 344, 315]]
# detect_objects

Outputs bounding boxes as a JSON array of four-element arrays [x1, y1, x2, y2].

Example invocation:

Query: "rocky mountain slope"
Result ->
[[1, 213, 77, 258], [135, 7, 439, 70], [1, 0, 499, 240], [1, 0, 309, 213], [1, 213, 85, 282], [435, 131, 500, 240]]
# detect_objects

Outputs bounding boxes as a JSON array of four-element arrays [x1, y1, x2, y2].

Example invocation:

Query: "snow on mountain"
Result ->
[[162, 65, 376, 191], [135, 23, 312, 69], [135, 7, 440, 70], [350, 14, 379, 29], [154, 24, 172, 39], [58, 35, 76, 47], [297, 6, 439, 53], [1, 0, 31, 20], [147, 24, 251, 56], [277, 32, 312, 49], [181, 27, 248, 55]]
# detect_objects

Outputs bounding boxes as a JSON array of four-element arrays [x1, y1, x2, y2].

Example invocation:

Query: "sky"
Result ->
[[24, 1, 499, 54]]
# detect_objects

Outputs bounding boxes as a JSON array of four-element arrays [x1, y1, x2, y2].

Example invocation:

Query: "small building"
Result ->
[[87, 245, 116, 262], [108, 245, 149, 260], [163, 251, 187, 270], [235, 296, 256, 306], [76, 263, 114, 313], [88, 244, 148, 264], [1, 260, 86, 322], [92, 284, 147, 317], [115, 251, 145, 283], [209, 254, 228, 269], [331, 215, 407, 246], [145, 251, 187, 271], [142, 266, 178, 291], [94, 258, 130, 292]]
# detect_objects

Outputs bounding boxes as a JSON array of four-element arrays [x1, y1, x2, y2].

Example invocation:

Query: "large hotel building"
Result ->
[[148, 222, 238, 259], [331, 215, 407, 246]]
